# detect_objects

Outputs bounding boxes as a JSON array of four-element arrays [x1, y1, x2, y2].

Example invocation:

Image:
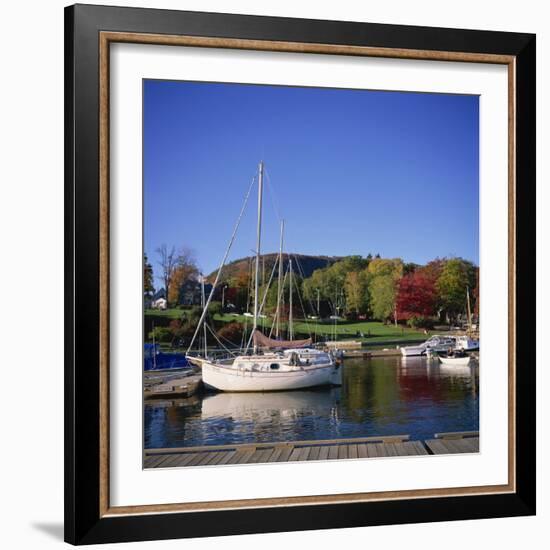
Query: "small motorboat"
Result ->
[[455, 335, 479, 352], [400, 335, 456, 357], [438, 355, 471, 366]]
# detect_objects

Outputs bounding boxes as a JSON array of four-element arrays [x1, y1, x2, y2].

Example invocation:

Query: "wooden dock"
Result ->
[[144, 432, 478, 469], [424, 431, 480, 455], [144, 372, 202, 400]]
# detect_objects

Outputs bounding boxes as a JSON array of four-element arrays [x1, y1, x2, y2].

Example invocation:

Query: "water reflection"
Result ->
[[144, 356, 479, 449]]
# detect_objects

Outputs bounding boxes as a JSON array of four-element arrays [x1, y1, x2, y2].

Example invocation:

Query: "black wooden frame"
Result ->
[[65, 3, 536, 545]]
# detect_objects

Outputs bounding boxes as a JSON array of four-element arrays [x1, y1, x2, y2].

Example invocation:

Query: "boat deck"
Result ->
[[144, 431, 479, 469]]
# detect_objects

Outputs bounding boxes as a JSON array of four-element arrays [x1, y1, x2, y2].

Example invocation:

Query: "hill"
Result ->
[[206, 253, 341, 284]]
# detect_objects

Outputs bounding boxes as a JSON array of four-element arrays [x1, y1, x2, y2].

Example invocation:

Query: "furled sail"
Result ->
[[252, 329, 312, 349]]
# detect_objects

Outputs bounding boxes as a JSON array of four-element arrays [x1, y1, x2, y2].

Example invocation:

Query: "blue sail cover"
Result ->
[[144, 344, 190, 371]]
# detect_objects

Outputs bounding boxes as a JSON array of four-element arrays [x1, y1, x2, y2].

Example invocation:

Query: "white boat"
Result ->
[[438, 355, 471, 366], [187, 161, 341, 392], [455, 335, 479, 351], [400, 335, 456, 357], [201, 352, 341, 392]]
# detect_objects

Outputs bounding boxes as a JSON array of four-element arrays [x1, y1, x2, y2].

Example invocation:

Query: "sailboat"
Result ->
[[186, 161, 342, 392]]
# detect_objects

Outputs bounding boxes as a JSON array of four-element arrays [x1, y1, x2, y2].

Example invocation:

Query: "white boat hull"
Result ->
[[454, 335, 479, 352], [438, 356, 471, 366], [400, 346, 427, 357], [201, 361, 342, 392], [400, 335, 458, 357]]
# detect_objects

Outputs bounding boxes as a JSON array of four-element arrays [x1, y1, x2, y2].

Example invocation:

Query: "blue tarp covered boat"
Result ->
[[144, 343, 190, 371]]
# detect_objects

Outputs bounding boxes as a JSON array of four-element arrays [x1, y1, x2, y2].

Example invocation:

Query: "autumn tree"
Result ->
[[156, 244, 177, 302], [156, 244, 198, 307], [422, 258, 446, 281], [396, 271, 437, 321]]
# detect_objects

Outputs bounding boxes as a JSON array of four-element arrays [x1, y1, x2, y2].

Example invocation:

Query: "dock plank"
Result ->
[[277, 445, 295, 463], [288, 447, 302, 462], [239, 449, 259, 464], [308, 445, 321, 461], [144, 454, 172, 468], [157, 453, 193, 468], [172, 452, 205, 468], [318, 446, 330, 461], [267, 447, 284, 463], [328, 445, 339, 460], [411, 440, 429, 455], [392, 442, 410, 456], [151, 453, 188, 468], [425, 439, 452, 455], [375, 443, 387, 457], [337, 445, 348, 460], [226, 448, 253, 465], [357, 444, 368, 458], [251, 448, 275, 464], [384, 443, 397, 457], [461, 438, 480, 453], [216, 450, 237, 465], [186, 452, 211, 467], [297, 447, 311, 461]]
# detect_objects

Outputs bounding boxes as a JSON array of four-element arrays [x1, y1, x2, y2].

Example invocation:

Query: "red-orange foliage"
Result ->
[[217, 322, 244, 346], [396, 271, 437, 320]]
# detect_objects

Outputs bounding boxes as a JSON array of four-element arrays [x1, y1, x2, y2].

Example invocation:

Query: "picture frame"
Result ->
[[65, 3, 536, 545]]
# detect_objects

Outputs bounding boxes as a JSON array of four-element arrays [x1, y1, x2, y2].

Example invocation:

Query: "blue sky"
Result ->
[[144, 80, 479, 281]]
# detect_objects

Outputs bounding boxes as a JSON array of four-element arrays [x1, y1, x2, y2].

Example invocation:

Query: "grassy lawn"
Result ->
[[144, 308, 188, 319], [215, 314, 427, 343], [144, 309, 428, 344]]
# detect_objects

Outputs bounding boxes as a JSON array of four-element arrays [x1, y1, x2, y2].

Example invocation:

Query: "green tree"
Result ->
[[344, 270, 370, 315], [144, 253, 154, 296], [303, 256, 369, 308], [370, 275, 398, 321], [436, 258, 477, 322], [367, 257, 403, 279], [367, 258, 403, 322]]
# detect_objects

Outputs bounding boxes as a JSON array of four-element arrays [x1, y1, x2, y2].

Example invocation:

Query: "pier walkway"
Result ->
[[144, 431, 479, 469]]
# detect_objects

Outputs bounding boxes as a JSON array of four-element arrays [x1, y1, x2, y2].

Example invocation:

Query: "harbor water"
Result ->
[[144, 356, 479, 449]]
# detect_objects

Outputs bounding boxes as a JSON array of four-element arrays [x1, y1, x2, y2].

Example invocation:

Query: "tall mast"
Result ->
[[253, 161, 264, 353], [289, 258, 293, 341], [201, 274, 207, 358], [152, 321, 157, 370], [275, 220, 284, 338], [466, 286, 472, 336]]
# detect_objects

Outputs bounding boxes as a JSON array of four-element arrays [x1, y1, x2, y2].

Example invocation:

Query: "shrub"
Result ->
[[148, 326, 173, 343], [208, 301, 222, 317], [406, 316, 434, 329], [217, 322, 244, 346]]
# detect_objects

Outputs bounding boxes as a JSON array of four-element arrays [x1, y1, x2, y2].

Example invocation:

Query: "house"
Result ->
[[145, 288, 164, 309], [151, 297, 167, 310]]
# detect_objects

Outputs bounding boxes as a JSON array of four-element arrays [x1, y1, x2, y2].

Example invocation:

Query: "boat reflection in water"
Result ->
[[201, 390, 339, 421], [144, 356, 480, 450]]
